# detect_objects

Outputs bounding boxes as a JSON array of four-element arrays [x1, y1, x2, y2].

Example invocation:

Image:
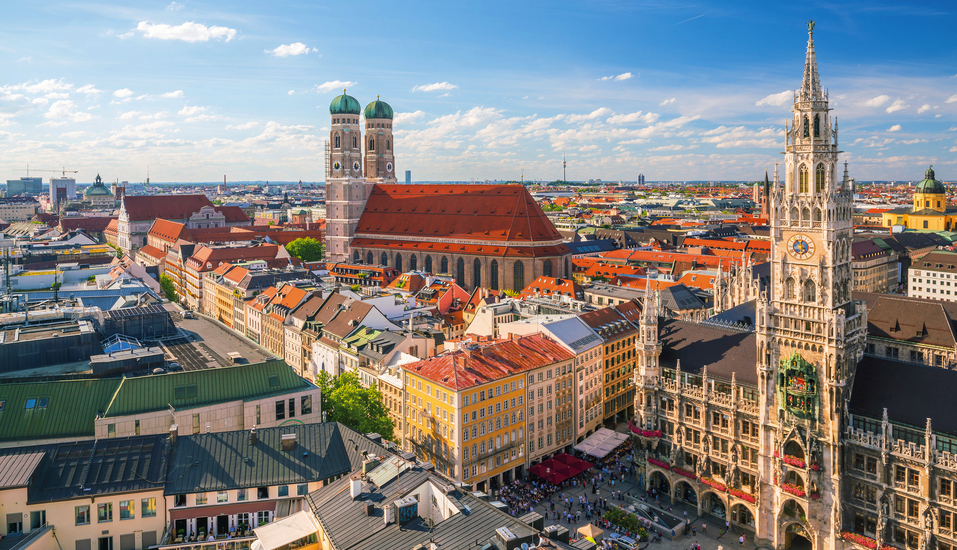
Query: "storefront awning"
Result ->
[[573, 428, 629, 458], [169, 501, 277, 521], [253, 511, 317, 550]]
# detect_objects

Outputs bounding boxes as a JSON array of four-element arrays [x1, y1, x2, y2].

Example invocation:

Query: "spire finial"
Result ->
[[800, 21, 823, 101], [807, 19, 815, 34]]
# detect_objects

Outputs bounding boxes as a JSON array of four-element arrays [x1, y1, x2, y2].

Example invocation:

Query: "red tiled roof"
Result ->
[[122, 194, 213, 221], [520, 276, 583, 300], [186, 244, 284, 272], [149, 219, 192, 244], [350, 238, 569, 258], [405, 333, 574, 391], [60, 216, 116, 232], [104, 219, 119, 235], [355, 184, 563, 244], [579, 306, 638, 337], [137, 244, 167, 262], [224, 265, 249, 284], [214, 205, 251, 223]]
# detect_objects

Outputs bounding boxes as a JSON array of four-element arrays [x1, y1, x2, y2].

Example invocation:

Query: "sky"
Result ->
[[1, 1, 956, 184]]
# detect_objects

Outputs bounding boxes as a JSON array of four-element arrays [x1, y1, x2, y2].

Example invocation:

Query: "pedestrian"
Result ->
[[740, 534, 745, 546], [702, 523, 707, 534], [693, 526, 696, 536], [684, 510, 688, 519]]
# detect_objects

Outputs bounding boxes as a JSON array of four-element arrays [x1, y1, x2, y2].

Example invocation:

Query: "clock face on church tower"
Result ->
[[787, 234, 815, 260]]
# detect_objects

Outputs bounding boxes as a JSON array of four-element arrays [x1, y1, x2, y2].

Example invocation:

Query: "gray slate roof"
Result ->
[[164, 422, 390, 495], [658, 318, 758, 385], [0, 449, 45, 488]]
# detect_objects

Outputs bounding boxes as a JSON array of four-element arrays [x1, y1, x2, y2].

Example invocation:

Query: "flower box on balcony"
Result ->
[[839, 531, 894, 550], [781, 482, 806, 498], [647, 457, 671, 470], [673, 466, 696, 480], [782, 455, 806, 468], [810, 463, 821, 471], [728, 487, 757, 504], [700, 477, 727, 492]]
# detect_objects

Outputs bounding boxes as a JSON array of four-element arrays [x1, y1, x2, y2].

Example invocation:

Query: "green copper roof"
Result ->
[[0, 378, 123, 442], [917, 165, 946, 194], [363, 97, 394, 120], [330, 91, 361, 115]]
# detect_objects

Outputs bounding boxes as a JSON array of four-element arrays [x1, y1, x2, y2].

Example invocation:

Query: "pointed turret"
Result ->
[[800, 20, 823, 102]]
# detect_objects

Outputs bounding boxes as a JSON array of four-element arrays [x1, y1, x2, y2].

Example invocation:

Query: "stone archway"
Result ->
[[730, 502, 756, 531], [648, 469, 670, 496], [675, 479, 698, 506], [783, 522, 813, 550], [700, 490, 727, 519]]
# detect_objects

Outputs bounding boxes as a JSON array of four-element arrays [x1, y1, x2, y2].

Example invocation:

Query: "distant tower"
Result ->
[[363, 96, 397, 184], [325, 90, 367, 263], [637, 173, 645, 186], [562, 150, 567, 183], [405, 170, 412, 184]]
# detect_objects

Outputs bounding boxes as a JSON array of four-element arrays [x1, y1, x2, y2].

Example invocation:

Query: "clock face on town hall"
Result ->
[[787, 233, 815, 260]]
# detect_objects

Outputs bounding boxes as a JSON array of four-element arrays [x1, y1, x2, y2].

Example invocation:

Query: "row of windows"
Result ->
[[76, 499, 156, 525]]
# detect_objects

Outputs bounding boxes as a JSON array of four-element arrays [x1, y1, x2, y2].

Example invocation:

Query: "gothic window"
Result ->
[[490, 260, 499, 290], [353, 250, 360, 262], [334, 134, 340, 149], [353, 136, 358, 149], [456, 258, 465, 287], [410, 254, 417, 271], [386, 140, 390, 150], [513, 261, 525, 291], [813, 208, 822, 222], [425, 255, 433, 273], [785, 277, 796, 300], [395, 254, 403, 272], [814, 114, 820, 138], [542, 259, 553, 278], [473, 258, 482, 288], [440, 256, 449, 274], [799, 165, 809, 193], [367, 251, 373, 265], [803, 115, 809, 138], [804, 279, 816, 303], [369, 138, 375, 151], [381, 252, 388, 266], [815, 164, 825, 193]]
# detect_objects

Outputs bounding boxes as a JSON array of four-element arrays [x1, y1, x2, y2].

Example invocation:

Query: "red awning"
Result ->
[[169, 501, 277, 521]]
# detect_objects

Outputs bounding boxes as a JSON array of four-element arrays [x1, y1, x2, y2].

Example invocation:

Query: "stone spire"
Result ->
[[800, 20, 823, 101]]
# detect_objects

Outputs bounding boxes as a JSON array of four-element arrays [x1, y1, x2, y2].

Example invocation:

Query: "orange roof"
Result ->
[[224, 265, 249, 284], [137, 244, 167, 262], [148, 219, 192, 244], [520, 276, 583, 299], [123, 194, 213, 222]]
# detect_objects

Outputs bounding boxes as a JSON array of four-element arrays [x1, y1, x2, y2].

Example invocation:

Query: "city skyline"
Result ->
[[1, 1, 956, 183]]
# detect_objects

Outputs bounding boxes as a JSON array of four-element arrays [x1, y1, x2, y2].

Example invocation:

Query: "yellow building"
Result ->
[[404, 334, 574, 492], [882, 166, 955, 230]]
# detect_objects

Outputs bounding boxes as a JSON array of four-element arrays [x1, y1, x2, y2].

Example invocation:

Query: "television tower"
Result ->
[[562, 150, 567, 183]]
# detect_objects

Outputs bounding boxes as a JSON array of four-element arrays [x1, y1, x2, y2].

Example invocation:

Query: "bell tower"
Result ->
[[754, 21, 867, 549], [363, 96, 397, 184], [325, 90, 368, 263]]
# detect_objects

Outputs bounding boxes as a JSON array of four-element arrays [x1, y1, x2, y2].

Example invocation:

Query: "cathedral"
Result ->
[[324, 93, 572, 292], [633, 22, 957, 550]]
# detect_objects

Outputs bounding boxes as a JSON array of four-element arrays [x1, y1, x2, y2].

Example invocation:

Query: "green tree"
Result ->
[[316, 371, 395, 441], [160, 274, 179, 303], [286, 237, 324, 262]]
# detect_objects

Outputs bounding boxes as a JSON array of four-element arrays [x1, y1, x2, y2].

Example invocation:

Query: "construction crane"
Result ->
[[14, 165, 79, 178]]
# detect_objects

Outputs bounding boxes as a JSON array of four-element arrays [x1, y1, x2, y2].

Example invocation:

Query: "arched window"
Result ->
[[334, 134, 340, 148], [353, 250, 360, 262], [543, 259, 553, 278], [785, 277, 795, 300], [440, 256, 449, 274], [814, 114, 820, 138], [386, 140, 390, 150], [456, 258, 465, 287], [803, 115, 809, 138], [353, 136, 357, 149], [473, 258, 482, 288], [490, 260, 499, 290], [381, 252, 388, 266], [799, 165, 809, 193], [804, 279, 816, 303], [425, 255, 433, 273], [366, 251, 373, 265], [812, 208, 821, 222], [369, 138, 375, 151], [815, 164, 825, 193], [395, 253, 402, 273], [410, 255, 417, 271], [513, 261, 525, 291]]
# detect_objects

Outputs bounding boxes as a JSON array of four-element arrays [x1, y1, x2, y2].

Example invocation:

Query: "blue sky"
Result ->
[[1, 0, 956, 183]]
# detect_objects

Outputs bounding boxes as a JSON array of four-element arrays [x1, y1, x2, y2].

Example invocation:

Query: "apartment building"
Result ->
[[580, 303, 640, 426], [908, 250, 957, 302], [525, 351, 576, 465]]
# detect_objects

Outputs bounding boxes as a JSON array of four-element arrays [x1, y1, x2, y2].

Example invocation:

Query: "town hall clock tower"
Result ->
[[754, 21, 867, 550]]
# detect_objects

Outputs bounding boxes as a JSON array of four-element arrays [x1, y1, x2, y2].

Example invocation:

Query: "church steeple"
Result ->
[[800, 20, 823, 102]]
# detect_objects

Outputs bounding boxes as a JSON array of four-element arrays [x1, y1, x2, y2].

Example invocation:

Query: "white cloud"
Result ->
[[113, 88, 134, 98], [45, 92, 69, 99], [31, 98, 48, 106], [317, 80, 356, 93], [117, 30, 134, 40], [412, 82, 458, 93], [226, 121, 258, 130], [755, 90, 792, 107], [5, 78, 74, 95], [649, 144, 697, 151], [599, 72, 633, 81], [44, 100, 94, 122], [60, 131, 86, 138], [118, 110, 141, 120], [186, 114, 222, 122], [76, 84, 101, 95], [917, 104, 932, 114], [139, 112, 168, 121], [394, 110, 426, 125], [266, 42, 312, 57], [566, 108, 612, 124], [886, 99, 907, 113], [162, 90, 185, 99], [887, 124, 901, 132], [288, 90, 295, 95], [861, 95, 890, 107], [167, 1, 184, 9], [606, 111, 660, 125], [136, 21, 237, 43], [660, 98, 676, 106], [946, 94, 957, 104], [178, 105, 206, 116]]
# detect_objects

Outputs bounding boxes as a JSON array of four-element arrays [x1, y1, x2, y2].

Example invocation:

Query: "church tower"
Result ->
[[754, 21, 867, 549], [325, 90, 368, 263], [363, 97, 397, 184]]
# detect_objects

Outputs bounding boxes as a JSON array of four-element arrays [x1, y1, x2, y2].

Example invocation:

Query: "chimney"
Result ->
[[249, 427, 258, 445], [383, 505, 393, 525], [169, 425, 178, 444], [350, 478, 362, 500], [281, 433, 297, 451]]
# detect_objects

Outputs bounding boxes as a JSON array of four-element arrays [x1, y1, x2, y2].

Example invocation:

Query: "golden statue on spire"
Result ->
[[807, 20, 815, 32]]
